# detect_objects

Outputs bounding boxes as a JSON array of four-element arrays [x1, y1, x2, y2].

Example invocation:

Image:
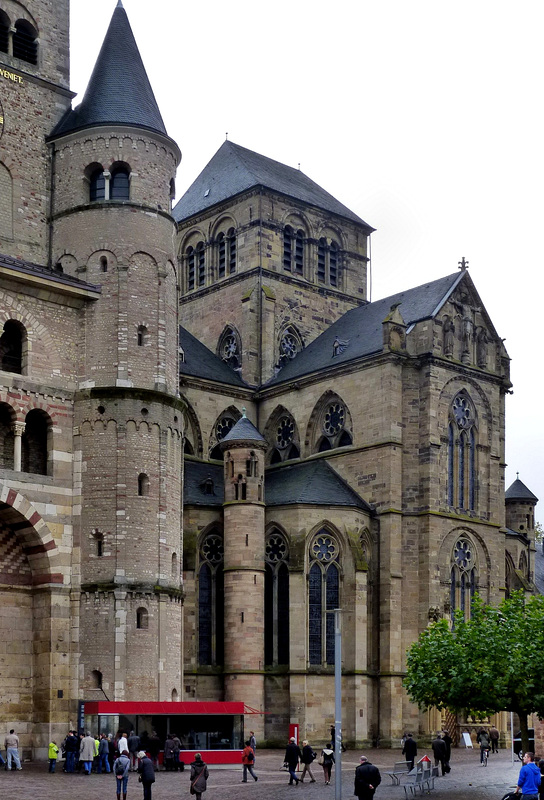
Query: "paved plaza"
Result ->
[[0, 746, 529, 800]]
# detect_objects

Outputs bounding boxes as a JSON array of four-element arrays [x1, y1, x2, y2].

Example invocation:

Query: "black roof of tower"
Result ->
[[173, 141, 375, 228], [50, 1, 167, 138], [505, 478, 539, 503]]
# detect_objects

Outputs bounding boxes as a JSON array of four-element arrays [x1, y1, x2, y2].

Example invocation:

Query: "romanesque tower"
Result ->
[[220, 413, 267, 736], [48, 2, 184, 702]]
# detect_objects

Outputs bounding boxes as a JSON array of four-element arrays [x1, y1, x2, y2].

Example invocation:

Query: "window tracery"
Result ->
[[217, 326, 242, 372], [209, 409, 240, 460], [198, 530, 224, 666], [449, 535, 477, 621], [308, 530, 340, 666], [265, 529, 290, 665], [447, 391, 477, 511], [278, 326, 304, 368], [265, 408, 300, 464], [311, 395, 353, 452]]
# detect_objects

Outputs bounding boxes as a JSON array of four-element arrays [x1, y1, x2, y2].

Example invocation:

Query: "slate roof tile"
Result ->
[[266, 459, 371, 510], [179, 326, 247, 387]]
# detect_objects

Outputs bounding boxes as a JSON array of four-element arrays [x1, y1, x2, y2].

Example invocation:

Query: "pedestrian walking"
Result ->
[[113, 749, 130, 800], [300, 740, 317, 783], [241, 739, 258, 782], [320, 743, 335, 785], [4, 729, 22, 770], [137, 750, 155, 800], [249, 731, 257, 762], [516, 752, 541, 800], [189, 753, 209, 800], [441, 729, 452, 772], [490, 726, 500, 754], [431, 733, 447, 776], [64, 730, 78, 773], [354, 755, 381, 800], [284, 736, 302, 785], [477, 729, 491, 765], [48, 740, 59, 773], [402, 733, 417, 770]]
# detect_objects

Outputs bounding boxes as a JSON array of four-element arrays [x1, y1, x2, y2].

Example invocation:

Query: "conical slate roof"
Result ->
[[505, 478, 539, 503], [51, 1, 166, 138], [173, 141, 374, 228], [220, 414, 266, 444]]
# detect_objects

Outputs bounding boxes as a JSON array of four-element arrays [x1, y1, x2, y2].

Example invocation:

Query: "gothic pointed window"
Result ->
[[265, 529, 290, 666], [278, 326, 304, 369], [217, 326, 241, 372], [312, 395, 353, 453], [447, 392, 477, 512], [450, 535, 478, 621], [198, 531, 224, 666], [308, 530, 340, 666], [265, 408, 300, 464], [209, 410, 240, 460]]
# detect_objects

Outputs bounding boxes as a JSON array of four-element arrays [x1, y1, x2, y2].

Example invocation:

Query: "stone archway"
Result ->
[[0, 487, 72, 759]]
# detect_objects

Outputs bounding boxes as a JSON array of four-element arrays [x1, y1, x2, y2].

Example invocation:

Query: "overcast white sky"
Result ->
[[70, 1, 544, 522]]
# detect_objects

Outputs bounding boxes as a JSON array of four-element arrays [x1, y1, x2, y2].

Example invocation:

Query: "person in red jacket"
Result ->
[[241, 739, 258, 782]]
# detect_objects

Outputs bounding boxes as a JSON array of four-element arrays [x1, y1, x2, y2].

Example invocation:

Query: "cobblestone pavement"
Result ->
[[1, 747, 529, 800]]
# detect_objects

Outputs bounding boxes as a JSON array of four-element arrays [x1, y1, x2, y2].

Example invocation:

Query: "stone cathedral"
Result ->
[[0, 0, 538, 759]]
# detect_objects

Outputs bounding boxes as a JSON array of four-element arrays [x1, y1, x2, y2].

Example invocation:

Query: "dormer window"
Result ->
[[13, 20, 38, 65]]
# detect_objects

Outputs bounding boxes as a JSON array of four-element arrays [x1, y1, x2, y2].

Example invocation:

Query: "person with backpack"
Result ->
[[190, 753, 209, 800], [241, 739, 258, 782], [300, 740, 317, 783], [113, 749, 130, 800]]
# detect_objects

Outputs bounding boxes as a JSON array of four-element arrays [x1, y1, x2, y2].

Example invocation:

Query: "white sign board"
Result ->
[[462, 732, 473, 748]]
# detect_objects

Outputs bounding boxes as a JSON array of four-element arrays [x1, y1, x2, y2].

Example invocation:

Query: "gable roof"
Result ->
[[265, 459, 371, 510], [179, 326, 247, 387], [50, 2, 167, 138], [173, 141, 374, 228], [267, 271, 465, 385], [505, 478, 539, 503]]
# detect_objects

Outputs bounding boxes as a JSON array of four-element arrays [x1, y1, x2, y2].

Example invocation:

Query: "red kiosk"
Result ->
[[83, 701, 256, 765]]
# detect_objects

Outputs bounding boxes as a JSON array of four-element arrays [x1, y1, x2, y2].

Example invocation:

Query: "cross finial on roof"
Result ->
[[458, 257, 469, 271], [242, 406, 247, 418], [117, 0, 124, 7], [225, 132, 228, 141], [517, 471, 519, 479]]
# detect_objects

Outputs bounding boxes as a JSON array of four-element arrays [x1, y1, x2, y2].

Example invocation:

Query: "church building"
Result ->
[[0, 0, 538, 758]]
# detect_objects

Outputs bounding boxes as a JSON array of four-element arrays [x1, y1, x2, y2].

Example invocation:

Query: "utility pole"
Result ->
[[333, 608, 342, 800]]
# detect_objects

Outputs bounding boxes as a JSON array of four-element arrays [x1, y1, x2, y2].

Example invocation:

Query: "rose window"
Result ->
[[453, 539, 473, 569], [323, 403, 345, 436], [216, 417, 235, 441], [276, 416, 294, 449], [221, 333, 240, 367], [266, 532, 288, 563], [280, 331, 299, 361], [201, 534, 224, 564], [452, 395, 473, 429], [311, 533, 338, 562]]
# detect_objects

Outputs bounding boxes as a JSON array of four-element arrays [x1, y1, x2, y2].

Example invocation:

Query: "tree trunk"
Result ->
[[518, 712, 531, 755]]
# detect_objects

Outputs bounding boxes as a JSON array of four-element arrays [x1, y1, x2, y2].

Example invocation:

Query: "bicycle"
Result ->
[[482, 747, 490, 767]]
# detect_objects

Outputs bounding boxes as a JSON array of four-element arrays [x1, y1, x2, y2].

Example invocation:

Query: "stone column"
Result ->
[[12, 421, 24, 471]]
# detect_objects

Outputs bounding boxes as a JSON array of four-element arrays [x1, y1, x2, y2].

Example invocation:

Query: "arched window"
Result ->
[[90, 168, 105, 202], [171, 552, 178, 579], [22, 408, 49, 475], [198, 531, 224, 666], [0, 403, 14, 469], [217, 233, 226, 278], [283, 226, 305, 274], [209, 409, 240, 460], [0, 12, 9, 53], [138, 473, 149, 496], [450, 536, 477, 621], [308, 530, 340, 666], [447, 392, 477, 511], [186, 246, 195, 290], [0, 319, 25, 374], [93, 530, 104, 557], [13, 20, 38, 65], [100, 256, 108, 273], [311, 394, 353, 453], [265, 529, 290, 666], [196, 241, 206, 287], [171, 688, 178, 701], [266, 409, 300, 464], [277, 326, 304, 369], [137, 325, 148, 346], [227, 228, 236, 274], [217, 326, 242, 372], [136, 607, 149, 629], [110, 166, 130, 200], [317, 238, 341, 286], [91, 669, 103, 689]]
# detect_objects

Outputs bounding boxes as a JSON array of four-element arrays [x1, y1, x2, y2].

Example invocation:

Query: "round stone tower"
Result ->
[[505, 476, 538, 536], [220, 411, 267, 736], [47, 2, 184, 702]]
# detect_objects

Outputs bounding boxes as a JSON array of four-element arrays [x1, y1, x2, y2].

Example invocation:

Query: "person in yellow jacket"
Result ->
[[48, 740, 60, 773]]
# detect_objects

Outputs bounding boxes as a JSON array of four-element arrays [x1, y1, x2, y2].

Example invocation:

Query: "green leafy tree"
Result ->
[[404, 592, 544, 753]]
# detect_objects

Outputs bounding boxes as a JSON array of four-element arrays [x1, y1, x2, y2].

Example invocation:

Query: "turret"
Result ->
[[505, 476, 538, 536], [220, 411, 266, 735]]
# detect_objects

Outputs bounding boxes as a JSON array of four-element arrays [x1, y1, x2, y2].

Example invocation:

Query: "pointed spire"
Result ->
[[51, 3, 166, 138]]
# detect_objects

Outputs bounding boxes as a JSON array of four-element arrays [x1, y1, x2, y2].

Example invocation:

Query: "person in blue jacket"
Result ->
[[516, 752, 542, 800]]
